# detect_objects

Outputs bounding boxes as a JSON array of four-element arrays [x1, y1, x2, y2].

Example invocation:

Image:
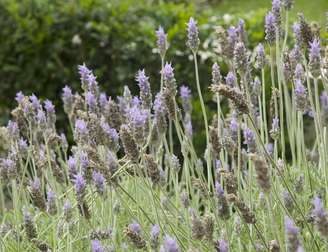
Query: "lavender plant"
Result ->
[[1, 1, 328, 251]]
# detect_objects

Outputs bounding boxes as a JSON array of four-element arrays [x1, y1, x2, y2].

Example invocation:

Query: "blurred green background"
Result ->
[[0, 0, 327, 150]]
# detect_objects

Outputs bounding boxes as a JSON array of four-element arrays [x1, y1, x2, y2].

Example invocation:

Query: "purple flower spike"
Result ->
[[216, 239, 229, 252], [156, 26, 168, 57], [215, 181, 224, 197], [128, 221, 142, 235], [99, 92, 108, 110], [74, 119, 89, 140], [265, 11, 276, 44], [161, 62, 175, 83], [29, 94, 40, 110], [212, 63, 222, 84], [229, 117, 238, 133], [186, 17, 200, 52], [309, 39, 321, 78], [151, 224, 160, 240], [320, 91, 328, 110], [62, 86, 73, 102], [285, 218, 298, 234], [15, 91, 24, 104], [225, 71, 237, 87], [312, 196, 328, 237], [92, 171, 106, 194], [309, 39, 321, 60], [180, 85, 192, 113], [163, 234, 180, 252], [136, 69, 150, 93], [30, 177, 41, 191], [85, 91, 97, 112], [78, 63, 91, 83], [44, 100, 55, 114], [74, 173, 86, 196], [91, 239, 105, 252]]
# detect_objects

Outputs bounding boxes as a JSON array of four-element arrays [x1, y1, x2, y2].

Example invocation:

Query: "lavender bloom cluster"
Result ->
[[2, 2, 328, 252]]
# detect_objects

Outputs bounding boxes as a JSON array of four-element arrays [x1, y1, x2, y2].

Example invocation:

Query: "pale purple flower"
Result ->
[[309, 39, 321, 60], [243, 128, 255, 146], [285, 216, 301, 251], [294, 63, 304, 82], [233, 41, 248, 72], [271, 117, 279, 131], [216, 239, 229, 252], [320, 91, 328, 110], [156, 26, 168, 57], [128, 221, 141, 235], [180, 85, 192, 113], [62, 86, 73, 104], [272, 0, 281, 24], [127, 105, 149, 128], [136, 69, 152, 107], [312, 196, 328, 237], [99, 92, 108, 110], [18, 138, 28, 153], [186, 17, 200, 52], [91, 239, 105, 252], [29, 94, 40, 110], [63, 200, 73, 221], [30, 177, 41, 191], [44, 100, 55, 114], [150, 224, 160, 248], [230, 117, 238, 133], [227, 26, 238, 51], [36, 109, 46, 125], [78, 63, 92, 84], [100, 120, 119, 142], [215, 159, 222, 170], [163, 234, 179, 252], [266, 143, 274, 156], [79, 151, 89, 170], [309, 38, 321, 77], [15, 91, 24, 104], [136, 70, 150, 91], [255, 43, 266, 69], [265, 11, 276, 44], [312, 196, 326, 218], [151, 224, 160, 240], [292, 23, 302, 46], [7, 120, 19, 138], [92, 171, 106, 194], [74, 119, 89, 136], [68, 156, 77, 180], [153, 92, 166, 115], [74, 173, 86, 196], [215, 181, 224, 197], [184, 118, 193, 137], [212, 62, 222, 84], [225, 72, 236, 87], [86, 91, 97, 112], [161, 62, 176, 88]]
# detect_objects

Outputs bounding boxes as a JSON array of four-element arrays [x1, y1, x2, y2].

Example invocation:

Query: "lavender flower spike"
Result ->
[[156, 26, 168, 58], [312, 196, 328, 237], [285, 216, 301, 252], [212, 62, 222, 85], [91, 239, 105, 252], [162, 234, 180, 252], [309, 38, 321, 78], [265, 11, 276, 44], [186, 17, 200, 52], [136, 69, 152, 108], [150, 224, 160, 249]]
